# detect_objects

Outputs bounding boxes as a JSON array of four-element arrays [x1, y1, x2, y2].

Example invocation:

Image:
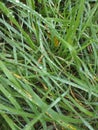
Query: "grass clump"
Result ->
[[0, 0, 98, 130]]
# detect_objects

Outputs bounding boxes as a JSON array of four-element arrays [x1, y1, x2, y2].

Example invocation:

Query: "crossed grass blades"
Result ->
[[0, 0, 98, 130]]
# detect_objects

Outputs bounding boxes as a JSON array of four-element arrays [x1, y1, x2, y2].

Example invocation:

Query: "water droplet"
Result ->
[[12, 15, 15, 18], [15, 0, 20, 3], [39, 14, 41, 17], [8, 12, 13, 17], [29, 97, 32, 101], [23, 4, 26, 7], [72, 25, 74, 28], [28, 10, 30, 13], [25, 124, 28, 128], [8, 94, 11, 98], [39, 66, 43, 69], [18, 90, 22, 93]]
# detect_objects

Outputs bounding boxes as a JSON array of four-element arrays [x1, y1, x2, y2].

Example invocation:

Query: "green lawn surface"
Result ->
[[0, 0, 98, 130]]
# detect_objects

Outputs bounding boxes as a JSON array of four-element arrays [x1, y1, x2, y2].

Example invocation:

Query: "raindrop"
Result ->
[[23, 4, 26, 7], [18, 89, 22, 93], [28, 10, 30, 13], [8, 94, 11, 98], [15, 0, 20, 3], [25, 124, 28, 128], [29, 97, 32, 101], [39, 66, 43, 69], [8, 12, 13, 17], [12, 15, 15, 18]]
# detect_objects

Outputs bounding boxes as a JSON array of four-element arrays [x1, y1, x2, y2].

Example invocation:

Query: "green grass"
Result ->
[[0, 0, 98, 130]]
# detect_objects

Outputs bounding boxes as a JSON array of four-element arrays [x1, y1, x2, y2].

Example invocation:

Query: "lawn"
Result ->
[[0, 0, 98, 130]]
